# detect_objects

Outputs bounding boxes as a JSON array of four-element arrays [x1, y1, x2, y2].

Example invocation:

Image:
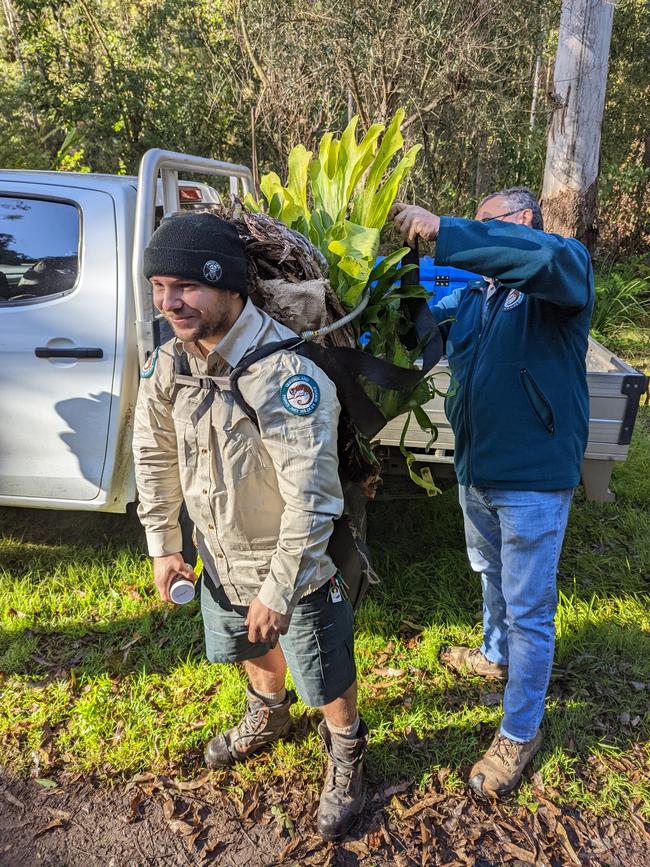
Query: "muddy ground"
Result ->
[[1, 767, 649, 866]]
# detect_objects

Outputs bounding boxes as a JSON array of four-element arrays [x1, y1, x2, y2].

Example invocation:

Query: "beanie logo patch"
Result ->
[[203, 259, 223, 284]]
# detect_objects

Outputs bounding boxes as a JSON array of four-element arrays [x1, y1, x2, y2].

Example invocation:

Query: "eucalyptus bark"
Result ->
[[541, 0, 615, 249]]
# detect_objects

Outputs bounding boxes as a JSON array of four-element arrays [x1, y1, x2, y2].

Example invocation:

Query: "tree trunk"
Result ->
[[529, 51, 542, 131], [541, 0, 615, 250]]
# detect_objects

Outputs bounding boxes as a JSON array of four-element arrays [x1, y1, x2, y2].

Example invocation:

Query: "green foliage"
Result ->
[[599, 0, 650, 252], [248, 110, 422, 314], [0, 0, 245, 174], [591, 259, 650, 341], [248, 109, 428, 368], [1, 0, 648, 257]]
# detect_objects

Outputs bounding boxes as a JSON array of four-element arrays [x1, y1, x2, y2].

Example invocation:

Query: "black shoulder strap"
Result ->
[[229, 338, 304, 425], [228, 336, 436, 439], [170, 349, 193, 404], [400, 243, 444, 373]]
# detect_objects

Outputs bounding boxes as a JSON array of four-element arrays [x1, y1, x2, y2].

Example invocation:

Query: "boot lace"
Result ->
[[486, 734, 521, 772], [236, 703, 266, 740], [328, 758, 356, 794]]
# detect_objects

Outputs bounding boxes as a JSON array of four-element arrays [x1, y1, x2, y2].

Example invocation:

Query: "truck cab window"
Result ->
[[0, 197, 79, 305]]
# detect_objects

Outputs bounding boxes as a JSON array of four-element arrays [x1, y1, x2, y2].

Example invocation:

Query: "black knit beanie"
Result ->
[[143, 211, 248, 297]]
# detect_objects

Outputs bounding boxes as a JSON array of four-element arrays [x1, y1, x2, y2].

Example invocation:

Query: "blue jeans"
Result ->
[[458, 485, 573, 742]]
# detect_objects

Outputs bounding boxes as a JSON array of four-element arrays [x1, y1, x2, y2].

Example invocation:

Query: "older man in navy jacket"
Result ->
[[391, 187, 594, 798]]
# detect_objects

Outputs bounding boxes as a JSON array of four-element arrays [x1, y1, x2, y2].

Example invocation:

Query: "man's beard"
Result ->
[[168, 307, 228, 343]]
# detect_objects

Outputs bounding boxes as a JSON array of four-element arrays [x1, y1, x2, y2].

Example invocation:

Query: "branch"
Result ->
[[402, 98, 445, 131], [237, 3, 268, 87]]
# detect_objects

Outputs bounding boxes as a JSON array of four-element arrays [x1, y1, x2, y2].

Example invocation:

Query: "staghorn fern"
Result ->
[[246, 109, 449, 494]]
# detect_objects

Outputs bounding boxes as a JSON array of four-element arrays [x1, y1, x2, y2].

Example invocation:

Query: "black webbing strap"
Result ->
[[229, 338, 433, 439], [174, 350, 192, 377], [229, 338, 304, 424], [173, 350, 222, 427]]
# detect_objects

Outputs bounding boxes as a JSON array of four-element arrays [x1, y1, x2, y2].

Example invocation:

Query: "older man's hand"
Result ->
[[390, 202, 441, 246]]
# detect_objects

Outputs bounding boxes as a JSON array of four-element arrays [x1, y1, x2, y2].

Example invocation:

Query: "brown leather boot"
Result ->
[[468, 730, 543, 798], [204, 687, 295, 768], [316, 718, 369, 841], [440, 646, 508, 680]]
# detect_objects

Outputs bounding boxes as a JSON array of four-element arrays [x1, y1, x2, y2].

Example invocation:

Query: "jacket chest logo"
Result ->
[[503, 289, 525, 311]]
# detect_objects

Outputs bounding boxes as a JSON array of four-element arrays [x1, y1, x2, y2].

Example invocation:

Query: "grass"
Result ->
[[1, 315, 649, 820], [592, 256, 650, 359]]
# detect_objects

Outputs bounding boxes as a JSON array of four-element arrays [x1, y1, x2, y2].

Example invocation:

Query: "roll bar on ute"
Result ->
[[132, 149, 254, 369]]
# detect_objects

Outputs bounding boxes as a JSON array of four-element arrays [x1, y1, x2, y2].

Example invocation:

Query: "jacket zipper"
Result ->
[[464, 286, 506, 485], [520, 368, 555, 433]]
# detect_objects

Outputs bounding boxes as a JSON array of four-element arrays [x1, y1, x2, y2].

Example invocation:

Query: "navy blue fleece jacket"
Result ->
[[432, 216, 594, 490]]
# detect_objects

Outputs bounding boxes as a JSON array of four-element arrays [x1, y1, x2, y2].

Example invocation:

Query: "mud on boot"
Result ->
[[316, 718, 369, 841], [440, 646, 508, 680], [204, 686, 296, 769]]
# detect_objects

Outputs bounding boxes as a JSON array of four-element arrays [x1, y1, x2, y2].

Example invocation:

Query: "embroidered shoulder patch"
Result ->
[[281, 374, 320, 416], [503, 289, 525, 311], [140, 346, 159, 379]]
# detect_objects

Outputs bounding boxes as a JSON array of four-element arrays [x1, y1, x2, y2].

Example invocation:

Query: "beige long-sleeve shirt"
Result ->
[[132, 300, 344, 616]]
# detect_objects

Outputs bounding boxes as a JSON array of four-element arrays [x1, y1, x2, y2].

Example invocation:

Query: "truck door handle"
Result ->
[[35, 347, 104, 359]]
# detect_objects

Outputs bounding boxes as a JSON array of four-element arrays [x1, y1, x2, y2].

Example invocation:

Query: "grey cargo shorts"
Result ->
[[200, 571, 356, 708]]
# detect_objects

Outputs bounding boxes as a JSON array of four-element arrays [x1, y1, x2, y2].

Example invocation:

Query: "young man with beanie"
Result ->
[[391, 188, 594, 799], [133, 211, 367, 840]]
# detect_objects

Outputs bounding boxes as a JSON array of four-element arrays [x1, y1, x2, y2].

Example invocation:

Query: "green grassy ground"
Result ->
[[1, 403, 649, 819]]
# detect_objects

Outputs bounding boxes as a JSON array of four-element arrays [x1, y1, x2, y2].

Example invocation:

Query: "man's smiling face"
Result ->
[[151, 275, 242, 344]]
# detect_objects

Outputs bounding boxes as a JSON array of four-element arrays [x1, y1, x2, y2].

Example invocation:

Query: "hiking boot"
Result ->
[[316, 718, 369, 841], [440, 646, 508, 680], [468, 730, 543, 798], [204, 686, 296, 768]]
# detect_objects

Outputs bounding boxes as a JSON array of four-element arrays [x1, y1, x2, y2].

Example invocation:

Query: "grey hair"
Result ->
[[479, 186, 544, 230]]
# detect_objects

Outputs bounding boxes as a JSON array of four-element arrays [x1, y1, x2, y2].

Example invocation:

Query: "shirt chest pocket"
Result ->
[[173, 393, 203, 468], [220, 396, 271, 480], [174, 423, 197, 467]]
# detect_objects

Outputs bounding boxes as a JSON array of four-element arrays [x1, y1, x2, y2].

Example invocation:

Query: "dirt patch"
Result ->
[[1, 767, 649, 866]]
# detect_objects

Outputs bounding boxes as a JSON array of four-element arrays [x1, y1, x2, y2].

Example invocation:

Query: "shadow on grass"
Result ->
[[0, 505, 144, 554], [0, 606, 205, 679], [2, 484, 649, 676]]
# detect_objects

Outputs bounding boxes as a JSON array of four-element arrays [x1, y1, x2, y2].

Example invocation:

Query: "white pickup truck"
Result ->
[[0, 151, 646, 513]]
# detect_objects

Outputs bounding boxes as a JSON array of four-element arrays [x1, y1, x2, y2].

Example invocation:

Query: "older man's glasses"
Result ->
[[478, 208, 525, 223]]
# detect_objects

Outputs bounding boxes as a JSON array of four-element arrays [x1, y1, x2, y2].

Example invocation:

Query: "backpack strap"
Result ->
[[229, 337, 304, 427], [400, 243, 444, 373], [229, 338, 434, 439], [172, 349, 225, 428]]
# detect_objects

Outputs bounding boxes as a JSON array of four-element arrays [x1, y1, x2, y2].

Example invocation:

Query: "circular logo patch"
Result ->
[[203, 259, 223, 284], [140, 346, 159, 379], [503, 289, 525, 311], [281, 374, 320, 416]]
